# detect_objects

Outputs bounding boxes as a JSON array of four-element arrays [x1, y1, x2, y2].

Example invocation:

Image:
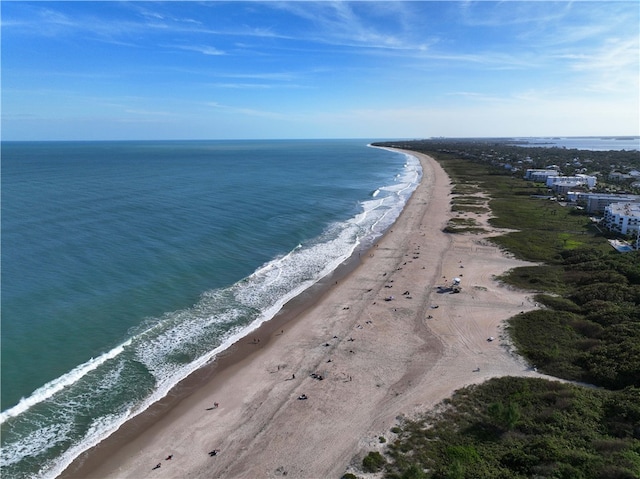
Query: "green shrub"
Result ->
[[362, 451, 386, 472], [381, 378, 640, 479], [499, 265, 567, 293], [535, 294, 582, 313], [400, 464, 427, 479]]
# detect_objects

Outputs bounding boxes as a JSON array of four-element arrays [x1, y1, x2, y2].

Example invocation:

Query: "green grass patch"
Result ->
[[451, 184, 481, 195], [508, 310, 585, 380], [451, 204, 490, 214], [444, 217, 487, 234], [448, 217, 479, 226], [378, 378, 640, 479], [444, 226, 487, 234], [421, 150, 609, 263], [451, 196, 486, 205], [533, 294, 582, 313], [497, 265, 567, 294]]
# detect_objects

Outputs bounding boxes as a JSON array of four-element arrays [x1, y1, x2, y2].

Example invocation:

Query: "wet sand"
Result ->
[[59, 151, 544, 479]]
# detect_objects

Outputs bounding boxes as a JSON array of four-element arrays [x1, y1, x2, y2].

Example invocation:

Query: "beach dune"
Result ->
[[59, 151, 544, 479]]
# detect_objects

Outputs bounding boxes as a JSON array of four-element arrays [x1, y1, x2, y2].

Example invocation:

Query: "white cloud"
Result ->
[[267, 1, 429, 52], [172, 44, 226, 56], [206, 102, 289, 120]]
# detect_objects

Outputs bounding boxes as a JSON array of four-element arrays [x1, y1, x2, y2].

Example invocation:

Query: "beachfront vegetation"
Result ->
[[358, 140, 640, 479], [362, 451, 387, 473], [507, 248, 640, 390], [383, 377, 640, 479], [443, 217, 486, 235], [433, 150, 608, 263], [450, 195, 490, 215]]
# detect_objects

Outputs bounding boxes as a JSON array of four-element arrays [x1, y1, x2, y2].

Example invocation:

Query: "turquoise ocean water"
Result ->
[[1, 139, 421, 478], [2, 137, 636, 478]]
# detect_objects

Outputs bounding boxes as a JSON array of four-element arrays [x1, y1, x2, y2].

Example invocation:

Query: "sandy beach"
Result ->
[[59, 151, 545, 479]]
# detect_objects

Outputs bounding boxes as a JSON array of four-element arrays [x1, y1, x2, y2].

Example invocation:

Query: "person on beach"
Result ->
[[152, 463, 161, 470]]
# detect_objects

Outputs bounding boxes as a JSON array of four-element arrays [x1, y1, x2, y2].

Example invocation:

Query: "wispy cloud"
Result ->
[[124, 108, 172, 117], [446, 91, 512, 103], [171, 44, 226, 56], [207, 102, 288, 120], [3, 3, 200, 46], [208, 83, 273, 89], [130, 4, 202, 27], [414, 50, 539, 70], [267, 1, 433, 52], [457, 1, 574, 28], [207, 82, 307, 90], [565, 35, 639, 73], [565, 35, 640, 93], [216, 72, 299, 81]]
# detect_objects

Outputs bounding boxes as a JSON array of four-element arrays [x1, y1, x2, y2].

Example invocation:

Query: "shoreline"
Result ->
[[53, 147, 412, 479], [55, 236, 369, 477], [58, 151, 544, 479]]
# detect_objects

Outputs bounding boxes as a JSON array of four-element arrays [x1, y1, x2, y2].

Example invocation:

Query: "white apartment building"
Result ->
[[603, 202, 640, 236], [551, 182, 580, 195], [524, 169, 559, 182], [568, 193, 640, 213], [545, 174, 597, 189]]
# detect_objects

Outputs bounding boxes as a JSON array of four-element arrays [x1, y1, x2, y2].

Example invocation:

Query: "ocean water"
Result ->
[[512, 136, 640, 151], [0, 139, 421, 479]]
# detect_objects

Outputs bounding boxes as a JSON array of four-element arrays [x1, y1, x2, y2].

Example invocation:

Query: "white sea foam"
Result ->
[[113, 219, 364, 438], [24, 146, 424, 479], [38, 408, 134, 479], [135, 305, 245, 380], [0, 339, 131, 424], [0, 423, 72, 468], [357, 151, 420, 238]]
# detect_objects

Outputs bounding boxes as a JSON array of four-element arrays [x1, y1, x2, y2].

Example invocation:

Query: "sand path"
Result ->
[[60, 151, 546, 479]]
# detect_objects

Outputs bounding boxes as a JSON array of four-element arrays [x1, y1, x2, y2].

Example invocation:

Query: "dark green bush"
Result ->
[[381, 378, 640, 479], [362, 451, 386, 473]]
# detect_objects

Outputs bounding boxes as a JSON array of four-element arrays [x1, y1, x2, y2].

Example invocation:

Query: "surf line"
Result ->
[[0, 339, 132, 424]]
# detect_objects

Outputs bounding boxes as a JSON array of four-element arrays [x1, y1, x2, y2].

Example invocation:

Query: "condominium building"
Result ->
[[574, 193, 640, 214], [524, 169, 559, 182], [545, 174, 597, 189], [603, 202, 640, 235]]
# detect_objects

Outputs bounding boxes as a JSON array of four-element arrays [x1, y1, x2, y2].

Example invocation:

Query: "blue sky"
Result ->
[[2, 1, 638, 140]]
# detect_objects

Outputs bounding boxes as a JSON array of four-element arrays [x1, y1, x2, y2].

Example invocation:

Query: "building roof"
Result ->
[[607, 202, 640, 217]]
